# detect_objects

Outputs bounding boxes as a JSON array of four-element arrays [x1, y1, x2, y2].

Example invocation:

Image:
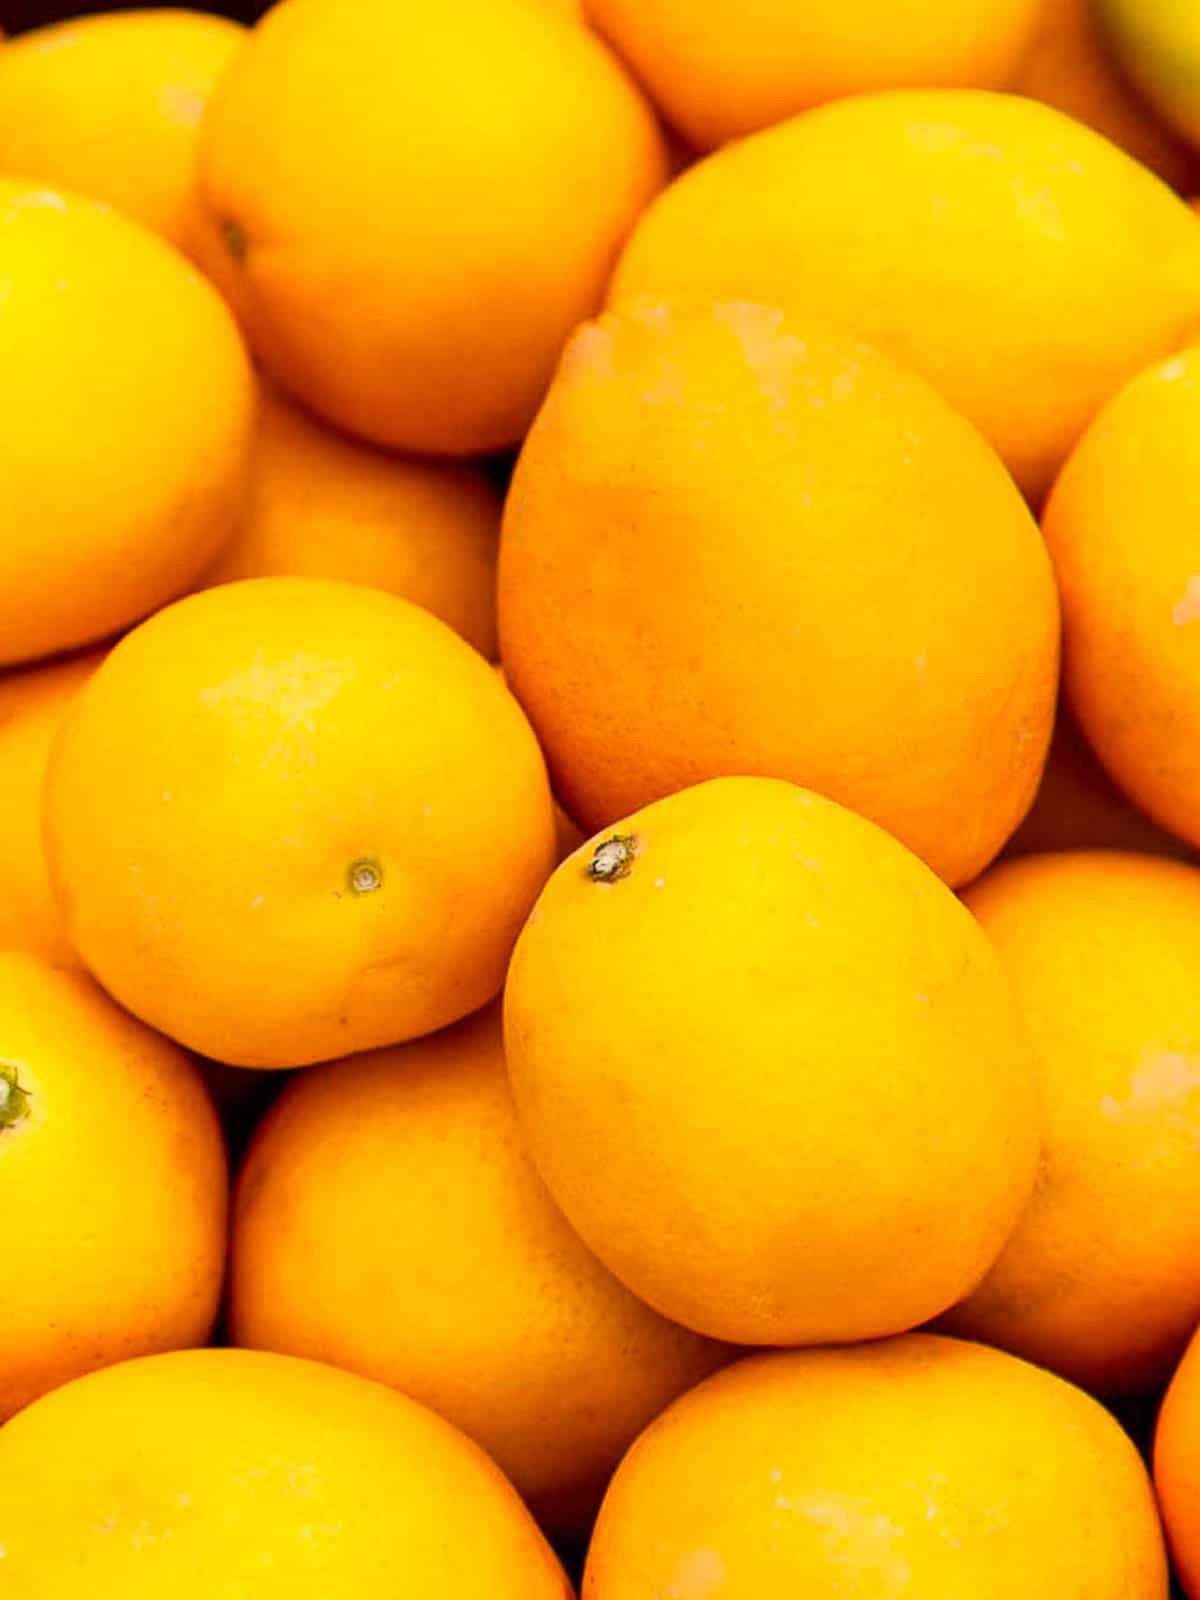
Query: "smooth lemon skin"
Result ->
[[0, 10, 245, 251], [0, 952, 227, 1423], [0, 1349, 574, 1599], [43, 577, 556, 1069], [0, 179, 255, 666], [586, 0, 1041, 149], [229, 1004, 729, 1537], [505, 777, 1043, 1347], [610, 90, 1200, 502], [584, 1337, 1167, 1599], [195, 0, 668, 455]]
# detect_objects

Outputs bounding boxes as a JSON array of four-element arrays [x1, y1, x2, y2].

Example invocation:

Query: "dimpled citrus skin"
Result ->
[[1043, 347, 1200, 849], [943, 852, 1200, 1392], [0, 1349, 573, 1600], [499, 299, 1057, 887], [230, 1004, 728, 1537], [1155, 1326, 1200, 1598], [586, 0, 1040, 149], [43, 578, 556, 1069], [195, 0, 667, 455], [0, 952, 227, 1422], [0, 650, 104, 965], [1003, 705, 1192, 860], [202, 387, 501, 656], [1011, 0, 1198, 192], [504, 777, 1042, 1346], [610, 90, 1200, 502], [584, 1337, 1168, 1600], [0, 10, 244, 252], [0, 179, 254, 666]]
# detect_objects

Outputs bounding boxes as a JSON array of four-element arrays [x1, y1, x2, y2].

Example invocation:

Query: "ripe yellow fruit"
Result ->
[[0, 9, 244, 252], [1099, 0, 1200, 151], [196, 0, 667, 454], [0, 952, 227, 1422], [230, 1004, 728, 1535], [585, 1337, 1167, 1599], [505, 777, 1042, 1346], [1044, 345, 1200, 848], [0, 650, 104, 964], [1156, 1323, 1200, 1599], [0, 1349, 573, 1599], [1004, 704, 1192, 860], [44, 578, 555, 1068], [203, 386, 500, 656], [611, 90, 1200, 501], [586, 0, 1041, 149], [1011, 0, 1198, 191], [0, 178, 254, 666], [945, 851, 1200, 1392], [500, 298, 1057, 887]]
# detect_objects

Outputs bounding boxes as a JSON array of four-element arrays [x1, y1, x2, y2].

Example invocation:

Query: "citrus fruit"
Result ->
[[585, 1336, 1167, 1599], [0, 649, 104, 964], [944, 851, 1200, 1392], [1012, 0, 1197, 190], [229, 1003, 728, 1535], [0, 951, 226, 1422], [586, 0, 1040, 149], [203, 385, 501, 657], [0, 1348, 572, 1599], [195, 0, 667, 454], [504, 776, 1042, 1345], [1043, 344, 1200, 848], [0, 9, 244, 253], [1099, 0, 1200, 151], [610, 89, 1200, 501], [43, 577, 555, 1068], [1003, 703, 1192, 859], [499, 298, 1057, 887], [1155, 1322, 1200, 1597], [0, 177, 254, 666]]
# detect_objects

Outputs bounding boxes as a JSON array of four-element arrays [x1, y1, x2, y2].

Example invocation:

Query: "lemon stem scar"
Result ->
[[588, 835, 638, 883], [0, 1064, 31, 1131], [221, 218, 248, 263], [347, 857, 384, 896]]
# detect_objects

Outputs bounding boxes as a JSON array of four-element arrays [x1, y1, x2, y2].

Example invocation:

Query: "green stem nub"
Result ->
[[347, 857, 384, 896], [588, 834, 637, 884], [0, 1064, 31, 1131]]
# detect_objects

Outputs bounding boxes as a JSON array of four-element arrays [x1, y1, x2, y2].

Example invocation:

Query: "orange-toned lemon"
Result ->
[[0, 9, 244, 253], [500, 298, 1057, 887], [944, 851, 1200, 1392], [1043, 345, 1200, 848], [44, 578, 555, 1069], [0, 650, 104, 964], [1004, 702, 1192, 859], [0, 1348, 572, 1598], [505, 777, 1042, 1346], [0, 952, 226, 1422], [230, 1004, 728, 1535], [203, 387, 501, 656], [611, 90, 1200, 501], [195, 0, 667, 454], [1012, 0, 1198, 191], [1156, 1324, 1200, 1597], [586, 0, 1040, 149], [586, 1337, 1166, 1599], [0, 177, 254, 666]]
